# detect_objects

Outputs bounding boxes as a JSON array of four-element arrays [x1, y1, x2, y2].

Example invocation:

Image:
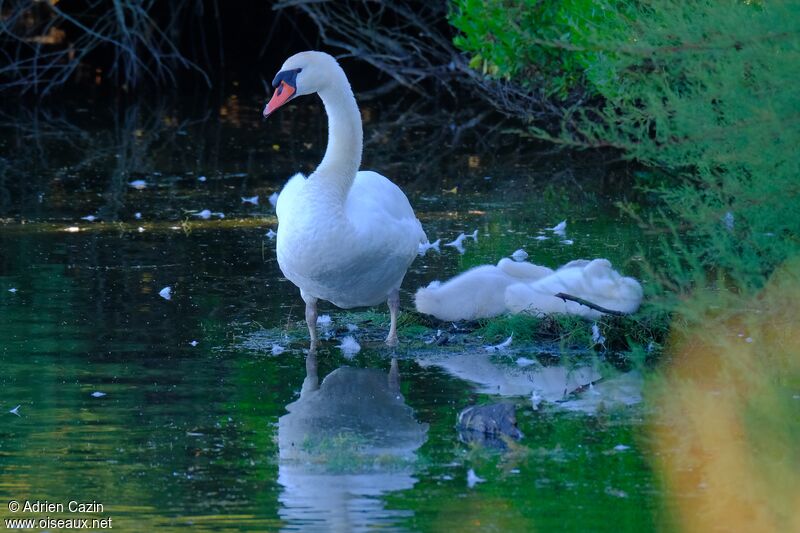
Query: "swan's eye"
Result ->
[[272, 68, 303, 90]]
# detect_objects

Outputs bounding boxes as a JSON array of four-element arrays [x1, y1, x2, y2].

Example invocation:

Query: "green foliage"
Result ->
[[582, 0, 799, 306], [454, 0, 800, 313], [449, 0, 629, 97]]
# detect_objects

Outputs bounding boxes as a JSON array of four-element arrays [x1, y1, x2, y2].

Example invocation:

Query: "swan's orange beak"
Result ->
[[263, 81, 296, 118]]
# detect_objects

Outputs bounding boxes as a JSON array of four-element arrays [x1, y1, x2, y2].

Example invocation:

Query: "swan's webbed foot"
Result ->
[[386, 289, 400, 346]]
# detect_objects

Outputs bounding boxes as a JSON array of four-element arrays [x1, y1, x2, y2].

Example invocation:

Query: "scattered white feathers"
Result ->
[[316, 314, 332, 327], [535, 235, 548, 241], [197, 175, 207, 182], [346, 323, 358, 332], [592, 323, 606, 347], [613, 444, 631, 451], [265, 229, 277, 240], [128, 180, 147, 189], [271, 343, 286, 356], [189, 340, 199, 347], [485, 334, 513, 352], [445, 233, 467, 254], [561, 239, 574, 245], [195, 209, 225, 220], [550, 220, 567, 235], [134, 212, 142, 219], [511, 249, 528, 262], [8, 288, 17, 293], [9, 405, 20, 416], [531, 390, 543, 410], [722, 211, 735, 231], [418, 238, 441, 256], [242, 195, 259, 205], [137, 227, 145, 233], [467, 468, 485, 488], [337, 335, 361, 357], [91, 391, 106, 398], [81, 215, 98, 222], [159, 286, 172, 300]]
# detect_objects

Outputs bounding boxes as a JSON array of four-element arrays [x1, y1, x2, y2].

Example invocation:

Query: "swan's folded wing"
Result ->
[[275, 173, 307, 220], [347, 170, 427, 244]]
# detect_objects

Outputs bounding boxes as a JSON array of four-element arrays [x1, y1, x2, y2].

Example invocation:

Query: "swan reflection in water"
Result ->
[[278, 352, 429, 532]]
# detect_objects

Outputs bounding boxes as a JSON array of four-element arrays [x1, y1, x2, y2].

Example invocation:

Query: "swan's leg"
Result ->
[[386, 289, 400, 346], [301, 291, 319, 351], [388, 357, 400, 392]]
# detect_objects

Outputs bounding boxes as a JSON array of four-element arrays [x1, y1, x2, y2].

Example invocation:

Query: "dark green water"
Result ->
[[1, 94, 664, 531]]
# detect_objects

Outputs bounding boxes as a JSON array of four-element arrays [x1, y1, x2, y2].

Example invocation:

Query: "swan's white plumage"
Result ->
[[415, 257, 642, 321], [277, 170, 425, 309], [414, 259, 552, 321], [504, 258, 643, 319], [272, 52, 426, 312]]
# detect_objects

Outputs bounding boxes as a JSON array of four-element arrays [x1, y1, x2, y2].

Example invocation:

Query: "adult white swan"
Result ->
[[264, 51, 427, 348]]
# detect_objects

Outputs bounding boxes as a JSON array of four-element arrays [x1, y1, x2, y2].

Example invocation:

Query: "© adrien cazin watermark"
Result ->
[[5, 500, 112, 530]]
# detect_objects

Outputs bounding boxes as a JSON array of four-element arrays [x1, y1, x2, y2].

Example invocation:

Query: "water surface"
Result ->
[[1, 94, 662, 531]]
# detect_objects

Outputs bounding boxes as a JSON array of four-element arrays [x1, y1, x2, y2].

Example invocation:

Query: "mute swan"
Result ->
[[414, 258, 553, 321], [264, 51, 427, 348], [505, 258, 643, 319]]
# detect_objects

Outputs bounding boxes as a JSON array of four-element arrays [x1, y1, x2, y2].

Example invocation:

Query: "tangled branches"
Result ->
[[274, 0, 566, 122], [0, 0, 209, 94]]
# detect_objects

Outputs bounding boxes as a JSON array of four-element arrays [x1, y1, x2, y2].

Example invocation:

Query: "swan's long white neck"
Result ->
[[310, 73, 362, 199]]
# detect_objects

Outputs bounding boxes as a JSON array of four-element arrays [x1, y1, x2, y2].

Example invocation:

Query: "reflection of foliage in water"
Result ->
[[300, 432, 416, 474]]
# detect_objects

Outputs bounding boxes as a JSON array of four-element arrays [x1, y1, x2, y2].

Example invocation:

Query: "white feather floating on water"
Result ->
[[81, 215, 98, 222], [485, 334, 513, 352], [91, 391, 106, 398], [159, 286, 172, 300], [8, 288, 17, 293], [445, 233, 467, 254], [134, 212, 142, 219], [550, 220, 567, 235], [128, 179, 147, 189], [242, 195, 259, 205], [197, 175, 207, 182], [561, 239, 574, 245], [189, 340, 198, 347], [337, 335, 361, 357], [271, 343, 286, 356], [467, 469, 485, 488], [265, 229, 277, 240], [194, 209, 224, 220], [418, 238, 441, 256], [535, 235, 548, 241], [9, 405, 20, 416], [511, 249, 528, 262]]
